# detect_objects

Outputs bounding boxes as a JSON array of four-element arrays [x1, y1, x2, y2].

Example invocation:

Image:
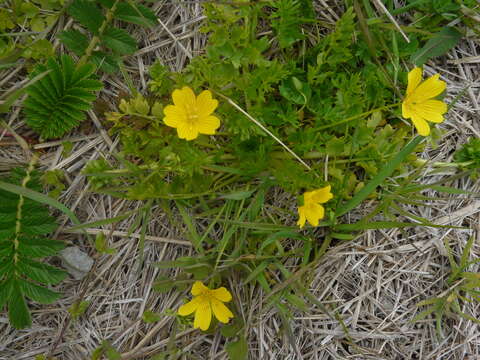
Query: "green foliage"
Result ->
[[23, 54, 103, 139], [413, 236, 480, 337], [0, 0, 61, 63], [226, 336, 248, 360], [0, 167, 66, 329], [91, 340, 122, 360], [454, 137, 480, 169], [68, 300, 90, 320], [410, 27, 462, 66], [60, 0, 155, 73], [270, 0, 314, 48]]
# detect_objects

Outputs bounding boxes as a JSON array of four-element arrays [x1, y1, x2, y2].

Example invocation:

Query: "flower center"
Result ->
[[185, 105, 200, 124]]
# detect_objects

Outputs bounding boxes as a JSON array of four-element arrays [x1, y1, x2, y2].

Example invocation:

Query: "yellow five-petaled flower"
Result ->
[[178, 281, 234, 331], [163, 86, 220, 141], [297, 185, 333, 228], [402, 67, 447, 136]]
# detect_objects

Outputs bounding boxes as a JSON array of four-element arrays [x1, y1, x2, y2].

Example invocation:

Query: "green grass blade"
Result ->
[[0, 180, 80, 225], [336, 136, 423, 217]]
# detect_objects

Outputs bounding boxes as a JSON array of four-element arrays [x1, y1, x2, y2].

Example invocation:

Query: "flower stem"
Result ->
[[315, 102, 401, 132]]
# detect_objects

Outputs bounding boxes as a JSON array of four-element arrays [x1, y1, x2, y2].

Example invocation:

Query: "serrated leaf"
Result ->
[[67, 0, 105, 34], [410, 27, 462, 66], [115, 2, 157, 27], [17, 259, 67, 284], [91, 51, 120, 73], [9, 282, 31, 329], [101, 27, 137, 55], [59, 30, 89, 56], [23, 55, 102, 139], [18, 237, 65, 258], [19, 279, 61, 304]]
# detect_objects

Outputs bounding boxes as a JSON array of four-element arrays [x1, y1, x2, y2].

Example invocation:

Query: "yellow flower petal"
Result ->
[[197, 90, 219, 118], [194, 302, 212, 331], [413, 99, 447, 123], [308, 185, 333, 204], [163, 105, 187, 127], [297, 206, 307, 228], [172, 86, 196, 108], [196, 115, 220, 135], [178, 297, 201, 316], [191, 281, 208, 296], [406, 67, 422, 96], [410, 74, 446, 103], [212, 287, 232, 302], [411, 115, 430, 136], [177, 124, 199, 141], [304, 203, 324, 227], [211, 298, 234, 324], [402, 102, 413, 119]]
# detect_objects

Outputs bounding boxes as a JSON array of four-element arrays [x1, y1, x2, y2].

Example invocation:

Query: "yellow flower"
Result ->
[[163, 86, 220, 140], [297, 185, 333, 228], [402, 67, 447, 136], [178, 281, 234, 331]]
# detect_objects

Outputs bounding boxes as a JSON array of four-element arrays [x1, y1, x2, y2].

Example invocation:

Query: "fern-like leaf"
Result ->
[[23, 55, 103, 139], [0, 167, 66, 329], [270, 0, 313, 48]]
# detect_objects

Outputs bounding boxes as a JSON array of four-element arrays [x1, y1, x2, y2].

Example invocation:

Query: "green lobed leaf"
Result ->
[[410, 27, 462, 66]]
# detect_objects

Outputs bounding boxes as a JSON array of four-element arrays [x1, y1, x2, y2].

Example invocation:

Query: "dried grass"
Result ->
[[1, 1, 480, 359]]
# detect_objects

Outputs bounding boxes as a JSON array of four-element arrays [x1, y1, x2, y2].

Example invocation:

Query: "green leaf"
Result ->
[[59, 30, 89, 56], [68, 300, 90, 320], [23, 55, 103, 139], [226, 336, 248, 360], [18, 237, 65, 258], [221, 190, 255, 200], [91, 51, 120, 73], [19, 279, 61, 304], [9, 282, 31, 329], [0, 180, 80, 225], [142, 310, 161, 323], [103, 341, 122, 360], [336, 136, 423, 217], [17, 259, 67, 285], [115, 2, 157, 27], [67, 0, 105, 34], [101, 27, 137, 55], [410, 27, 462, 66], [94, 233, 116, 254], [220, 319, 243, 338]]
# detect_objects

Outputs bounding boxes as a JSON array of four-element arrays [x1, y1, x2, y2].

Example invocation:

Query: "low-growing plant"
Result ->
[[59, 0, 156, 73], [413, 236, 480, 337], [0, 164, 66, 329], [79, 4, 477, 347], [23, 54, 103, 139]]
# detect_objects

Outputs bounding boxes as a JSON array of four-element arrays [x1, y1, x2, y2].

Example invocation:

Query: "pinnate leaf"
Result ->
[[101, 27, 137, 55]]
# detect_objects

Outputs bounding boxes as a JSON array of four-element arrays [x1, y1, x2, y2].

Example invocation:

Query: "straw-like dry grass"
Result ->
[[1, 1, 479, 359]]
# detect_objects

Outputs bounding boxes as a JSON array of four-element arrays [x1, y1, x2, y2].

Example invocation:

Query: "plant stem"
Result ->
[[78, 0, 120, 66], [414, 158, 473, 168], [315, 102, 401, 132]]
